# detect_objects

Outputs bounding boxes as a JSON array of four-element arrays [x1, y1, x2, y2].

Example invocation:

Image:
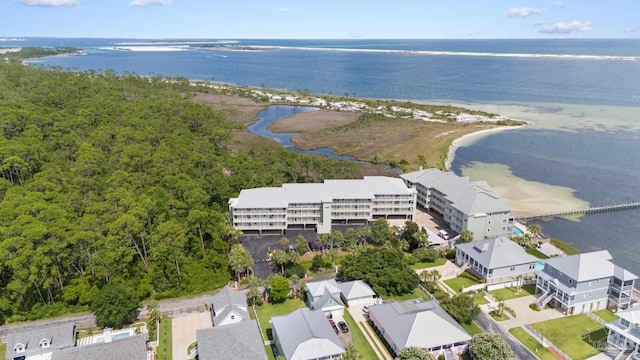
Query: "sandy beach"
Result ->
[[444, 125, 525, 170]]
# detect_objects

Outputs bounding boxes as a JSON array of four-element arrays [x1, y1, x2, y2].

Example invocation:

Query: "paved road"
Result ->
[[474, 312, 537, 360]]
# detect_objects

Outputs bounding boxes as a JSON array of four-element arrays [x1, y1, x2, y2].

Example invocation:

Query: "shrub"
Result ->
[[412, 248, 439, 263], [309, 254, 325, 272], [284, 264, 306, 278], [529, 303, 540, 311]]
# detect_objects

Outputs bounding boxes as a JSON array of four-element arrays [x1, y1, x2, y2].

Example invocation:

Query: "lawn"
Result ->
[[531, 314, 606, 360], [157, 317, 172, 360], [526, 248, 550, 259], [411, 258, 447, 270], [343, 312, 378, 360], [509, 327, 559, 360], [460, 321, 484, 336], [255, 299, 306, 340], [0, 343, 5, 359], [550, 238, 581, 255], [593, 309, 617, 322], [489, 310, 509, 321], [490, 284, 536, 301], [472, 292, 490, 305], [444, 275, 481, 293]]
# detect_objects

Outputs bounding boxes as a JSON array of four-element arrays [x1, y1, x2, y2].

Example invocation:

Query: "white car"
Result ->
[[362, 305, 370, 313]]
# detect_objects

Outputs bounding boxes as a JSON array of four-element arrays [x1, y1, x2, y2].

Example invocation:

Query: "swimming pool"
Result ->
[[111, 332, 131, 340], [512, 226, 525, 236]]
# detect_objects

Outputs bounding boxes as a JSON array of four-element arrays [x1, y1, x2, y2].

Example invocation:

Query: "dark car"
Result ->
[[308, 240, 321, 251], [338, 321, 349, 333]]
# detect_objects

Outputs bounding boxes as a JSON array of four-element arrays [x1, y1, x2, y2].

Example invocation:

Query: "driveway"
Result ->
[[474, 311, 538, 360], [480, 295, 565, 330], [171, 312, 212, 360]]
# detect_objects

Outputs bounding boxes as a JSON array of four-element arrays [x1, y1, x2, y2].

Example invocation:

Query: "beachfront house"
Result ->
[[605, 305, 640, 360], [535, 250, 637, 314], [270, 308, 345, 360], [368, 299, 471, 358], [455, 237, 539, 285], [400, 168, 513, 240], [228, 176, 416, 234]]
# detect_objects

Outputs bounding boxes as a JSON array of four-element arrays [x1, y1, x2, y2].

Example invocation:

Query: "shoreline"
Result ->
[[444, 125, 525, 171]]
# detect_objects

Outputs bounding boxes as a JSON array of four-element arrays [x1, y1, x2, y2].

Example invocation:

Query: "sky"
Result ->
[[1, 0, 639, 39]]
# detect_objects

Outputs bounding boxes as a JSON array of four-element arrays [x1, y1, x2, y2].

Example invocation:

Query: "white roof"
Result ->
[[456, 237, 538, 269], [337, 280, 376, 300], [544, 250, 635, 282], [270, 308, 344, 360], [230, 176, 414, 209], [617, 305, 640, 325], [306, 279, 342, 298], [401, 169, 511, 216]]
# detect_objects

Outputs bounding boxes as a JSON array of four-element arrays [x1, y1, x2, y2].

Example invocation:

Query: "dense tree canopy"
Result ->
[[467, 333, 515, 360], [0, 62, 360, 323], [395, 347, 436, 360], [440, 293, 480, 324], [338, 247, 419, 296], [91, 282, 139, 328]]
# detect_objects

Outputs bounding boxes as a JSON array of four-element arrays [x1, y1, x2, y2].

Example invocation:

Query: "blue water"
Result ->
[[5, 37, 640, 276], [249, 105, 358, 162]]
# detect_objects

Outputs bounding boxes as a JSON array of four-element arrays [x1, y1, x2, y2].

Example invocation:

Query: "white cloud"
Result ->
[[551, 2, 566, 8], [624, 27, 638, 33], [129, 0, 171, 6], [504, 7, 545, 18], [19, 0, 76, 7], [539, 20, 592, 34], [275, 7, 288, 13]]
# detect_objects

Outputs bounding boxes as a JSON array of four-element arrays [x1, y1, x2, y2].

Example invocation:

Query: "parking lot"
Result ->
[[240, 225, 364, 279]]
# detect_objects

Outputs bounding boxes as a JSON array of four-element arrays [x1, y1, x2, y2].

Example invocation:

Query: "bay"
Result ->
[[8, 38, 640, 276]]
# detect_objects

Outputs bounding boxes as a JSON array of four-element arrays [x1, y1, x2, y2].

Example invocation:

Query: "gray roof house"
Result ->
[[455, 237, 539, 284], [270, 308, 345, 360], [605, 305, 640, 360], [535, 250, 638, 314], [5, 322, 76, 360], [368, 300, 471, 358], [305, 279, 345, 316], [336, 280, 376, 306], [401, 168, 513, 240], [51, 334, 148, 360], [210, 285, 249, 326], [196, 320, 268, 360]]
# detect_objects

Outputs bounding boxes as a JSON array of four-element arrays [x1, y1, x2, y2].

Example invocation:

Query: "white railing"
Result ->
[[585, 311, 608, 326], [524, 324, 573, 360]]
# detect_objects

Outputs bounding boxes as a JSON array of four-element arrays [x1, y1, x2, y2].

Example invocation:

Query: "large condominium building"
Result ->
[[228, 176, 416, 234], [400, 168, 513, 240]]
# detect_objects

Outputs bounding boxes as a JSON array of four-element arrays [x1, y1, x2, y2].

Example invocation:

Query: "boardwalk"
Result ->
[[515, 201, 640, 221]]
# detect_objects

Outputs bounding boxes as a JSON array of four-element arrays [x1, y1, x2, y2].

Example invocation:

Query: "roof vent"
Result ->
[[481, 243, 490, 252]]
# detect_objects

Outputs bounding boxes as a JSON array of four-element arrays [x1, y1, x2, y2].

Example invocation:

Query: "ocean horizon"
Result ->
[[5, 37, 640, 277]]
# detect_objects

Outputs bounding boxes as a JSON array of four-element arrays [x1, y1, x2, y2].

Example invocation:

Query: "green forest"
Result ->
[[0, 60, 360, 324]]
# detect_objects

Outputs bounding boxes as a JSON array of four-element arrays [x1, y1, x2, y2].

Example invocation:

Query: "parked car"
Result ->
[[338, 321, 349, 333], [308, 240, 321, 251], [362, 305, 370, 313], [328, 319, 339, 334]]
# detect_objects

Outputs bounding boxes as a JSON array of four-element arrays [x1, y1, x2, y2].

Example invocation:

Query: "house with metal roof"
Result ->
[[270, 308, 345, 360], [605, 305, 640, 360], [210, 285, 249, 326], [5, 322, 76, 360], [401, 168, 513, 240], [455, 237, 539, 284], [51, 333, 148, 360], [229, 176, 416, 234], [368, 299, 471, 358], [535, 250, 637, 314], [196, 320, 268, 360], [336, 280, 376, 306], [305, 279, 345, 317]]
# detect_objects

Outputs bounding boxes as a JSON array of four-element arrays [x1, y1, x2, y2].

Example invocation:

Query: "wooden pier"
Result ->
[[515, 201, 640, 221]]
